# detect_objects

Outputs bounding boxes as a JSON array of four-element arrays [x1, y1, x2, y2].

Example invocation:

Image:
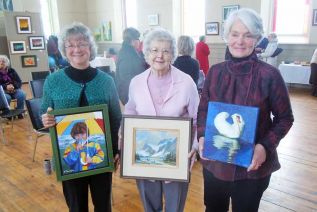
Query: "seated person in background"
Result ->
[[47, 35, 69, 72], [106, 48, 117, 62], [0, 55, 26, 117], [173, 35, 200, 85], [255, 35, 269, 54], [258, 32, 279, 67]]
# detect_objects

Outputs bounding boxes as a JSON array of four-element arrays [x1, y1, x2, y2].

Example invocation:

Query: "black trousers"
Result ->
[[62, 172, 112, 212], [203, 168, 271, 212], [310, 63, 317, 96]]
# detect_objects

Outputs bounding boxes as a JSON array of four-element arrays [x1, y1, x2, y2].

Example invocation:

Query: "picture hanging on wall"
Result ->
[[21, 55, 37, 67], [223, 5, 240, 21], [16, 16, 32, 34], [148, 14, 159, 26], [205, 22, 219, 35], [29, 36, 45, 50], [0, 0, 13, 11], [10, 41, 26, 54]]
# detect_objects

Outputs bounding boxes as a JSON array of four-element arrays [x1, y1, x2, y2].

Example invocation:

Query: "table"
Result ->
[[278, 63, 311, 85], [90, 57, 116, 72]]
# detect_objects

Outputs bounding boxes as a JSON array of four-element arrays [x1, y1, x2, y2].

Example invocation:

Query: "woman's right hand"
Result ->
[[41, 107, 56, 128], [198, 137, 214, 161]]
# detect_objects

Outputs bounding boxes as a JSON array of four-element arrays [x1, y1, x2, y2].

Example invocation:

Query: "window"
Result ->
[[273, 0, 310, 43], [124, 0, 137, 28], [40, 0, 60, 39], [182, 0, 205, 42]]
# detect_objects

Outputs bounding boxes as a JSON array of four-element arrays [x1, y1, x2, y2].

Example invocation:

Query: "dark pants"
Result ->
[[203, 168, 271, 212], [310, 63, 317, 96], [62, 172, 112, 212]]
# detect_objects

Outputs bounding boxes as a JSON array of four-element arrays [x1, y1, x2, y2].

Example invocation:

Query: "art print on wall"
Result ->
[[206, 22, 219, 35], [21, 55, 37, 67], [10, 41, 26, 54], [16, 16, 32, 34], [203, 102, 259, 168], [223, 5, 240, 21], [29, 36, 45, 50], [121, 115, 192, 182], [49, 105, 114, 181]]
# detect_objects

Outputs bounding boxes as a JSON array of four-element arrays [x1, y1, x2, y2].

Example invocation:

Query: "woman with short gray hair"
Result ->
[[41, 22, 122, 212], [173, 35, 200, 84], [197, 8, 294, 211], [124, 28, 199, 212]]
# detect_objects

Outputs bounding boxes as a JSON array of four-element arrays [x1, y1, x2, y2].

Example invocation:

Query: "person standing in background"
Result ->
[[173, 35, 200, 85], [258, 32, 279, 67], [310, 48, 317, 96], [116, 27, 147, 105], [255, 35, 269, 54], [196, 35, 210, 76]]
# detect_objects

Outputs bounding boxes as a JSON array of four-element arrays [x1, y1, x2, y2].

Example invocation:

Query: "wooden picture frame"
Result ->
[[121, 115, 192, 182], [205, 22, 219, 35], [10, 41, 26, 54], [313, 9, 317, 26], [223, 5, 240, 21], [203, 102, 259, 168], [16, 16, 32, 34], [29, 36, 45, 50], [49, 105, 114, 181], [21, 55, 37, 67]]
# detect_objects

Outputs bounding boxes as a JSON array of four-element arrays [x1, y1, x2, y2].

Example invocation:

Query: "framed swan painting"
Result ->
[[203, 102, 259, 168]]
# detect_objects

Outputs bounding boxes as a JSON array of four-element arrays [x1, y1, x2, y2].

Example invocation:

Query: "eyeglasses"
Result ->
[[65, 43, 90, 50], [150, 48, 171, 56]]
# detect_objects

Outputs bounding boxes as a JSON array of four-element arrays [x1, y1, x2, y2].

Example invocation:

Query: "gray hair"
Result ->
[[223, 8, 263, 42], [177, 35, 195, 56], [142, 28, 177, 63], [0, 55, 10, 67], [59, 22, 97, 61]]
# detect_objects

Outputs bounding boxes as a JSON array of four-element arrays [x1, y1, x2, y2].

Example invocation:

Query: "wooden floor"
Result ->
[[0, 85, 316, 212]]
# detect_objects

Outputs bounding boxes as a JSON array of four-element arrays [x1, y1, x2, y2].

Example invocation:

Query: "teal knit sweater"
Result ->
[[41, 69, 122, 154]]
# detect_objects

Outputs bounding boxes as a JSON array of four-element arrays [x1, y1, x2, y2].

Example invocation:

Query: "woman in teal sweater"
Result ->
[[41, 22, 121, 212]]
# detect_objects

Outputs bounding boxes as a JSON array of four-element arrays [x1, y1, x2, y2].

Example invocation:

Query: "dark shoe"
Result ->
[[17, 114, 24, 119]]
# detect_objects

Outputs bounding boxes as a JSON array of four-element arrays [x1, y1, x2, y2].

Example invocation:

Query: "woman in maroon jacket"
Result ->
[[195, 35, 210, 76], [197, 8, 294, 212]]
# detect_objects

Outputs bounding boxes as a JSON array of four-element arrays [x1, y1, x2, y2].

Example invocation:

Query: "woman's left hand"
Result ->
[[188, 149, 197, 172], [247, 144, 267, 172], [114, 154, 120, 172]]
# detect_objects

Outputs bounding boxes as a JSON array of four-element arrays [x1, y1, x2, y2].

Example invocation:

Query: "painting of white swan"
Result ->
[[203, 102, 259, 167]]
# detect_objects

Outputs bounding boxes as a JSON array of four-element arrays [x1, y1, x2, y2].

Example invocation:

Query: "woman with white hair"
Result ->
[[124, 28, 199, 212], [197, 8, 294, 211], [0, 55, 26, 117], [258, 32, 279, 67]]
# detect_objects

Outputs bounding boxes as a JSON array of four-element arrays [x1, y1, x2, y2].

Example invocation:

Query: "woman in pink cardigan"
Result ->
[[124, 28, 199, 212]]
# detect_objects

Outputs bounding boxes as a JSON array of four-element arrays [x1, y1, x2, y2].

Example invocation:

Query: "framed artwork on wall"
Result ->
[[21, 55, 37, 67], [313, 9, 317, 26], [16, 16, 32, 34], [148, 14, 159, 26], [10, 41, 26, 54], [49, 105, 114, 181], [29, 36, 45, 50], [223, 5, 240, 21], [205, 22, 219, 35], [121, 115, 192, 182]]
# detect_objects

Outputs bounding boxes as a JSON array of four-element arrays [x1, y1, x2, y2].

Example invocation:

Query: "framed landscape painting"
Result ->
[[16, 16, 32, 33], [121, 115, 192, 182], [203, 102, 259, 168], [223, 5, 240, 21], [21, 55, 37, 67], [49, 104, 114, 181]]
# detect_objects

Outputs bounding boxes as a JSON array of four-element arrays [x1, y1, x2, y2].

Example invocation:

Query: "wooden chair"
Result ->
[[25, 98, 49, 161], [0, 87, 25, 144], [31, 71, 50, 80], [29, 79, 45, 98]]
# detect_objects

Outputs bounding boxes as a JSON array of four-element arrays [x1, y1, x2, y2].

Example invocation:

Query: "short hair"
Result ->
[[177, 35, 195, 56], [268, 32, 277, 39], [59, 22, 97, 61], [123, 27, 140, 43], [70, 122, 89, 139], [199, 35, 205, 42], [223, 8, 263, 42], [0, 55, 10, 67], [142, 28, 177, 63]]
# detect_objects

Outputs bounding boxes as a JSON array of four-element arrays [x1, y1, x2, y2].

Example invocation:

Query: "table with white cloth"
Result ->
[[90, 57, 116, 72], [278, 63, 311, 85]]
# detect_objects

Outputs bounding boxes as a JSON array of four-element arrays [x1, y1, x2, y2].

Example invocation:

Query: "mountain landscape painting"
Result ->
[[133, 128, 179, 168]]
